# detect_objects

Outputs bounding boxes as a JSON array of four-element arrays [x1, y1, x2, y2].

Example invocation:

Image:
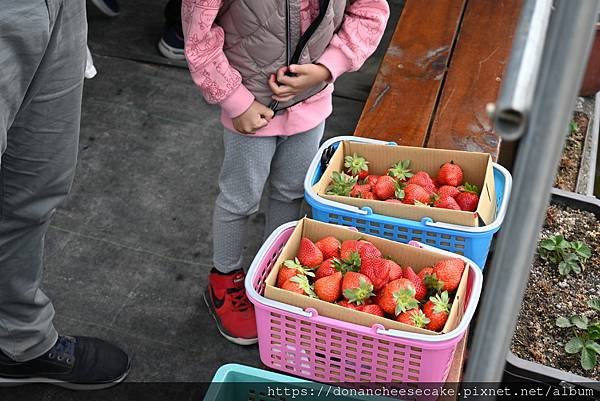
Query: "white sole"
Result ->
[[0, 363, 130, 390], [158, 39, 186, 61], [90, 0, 120, 17], [203, 291, 258, 346]]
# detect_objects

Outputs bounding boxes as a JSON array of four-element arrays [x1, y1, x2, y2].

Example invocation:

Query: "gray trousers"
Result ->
[[213, 123, 325, 273], [0, 0, 86, 361]]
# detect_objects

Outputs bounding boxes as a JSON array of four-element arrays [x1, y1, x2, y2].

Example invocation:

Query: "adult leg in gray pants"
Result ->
[[0, 0, 129, 388]]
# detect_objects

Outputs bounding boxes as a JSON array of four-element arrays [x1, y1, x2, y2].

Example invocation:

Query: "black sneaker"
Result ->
[[158, 25, 186, 60], [90, 0, 120, 17], [0, 335, 130, 390]]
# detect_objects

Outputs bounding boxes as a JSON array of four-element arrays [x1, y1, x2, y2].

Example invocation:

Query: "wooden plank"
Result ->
[[427, 0, 523, 159], [353, 0, 466, 146]]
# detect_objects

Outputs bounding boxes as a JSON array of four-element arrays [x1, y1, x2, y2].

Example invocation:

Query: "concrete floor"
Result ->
[[1, 0, 403, 399]]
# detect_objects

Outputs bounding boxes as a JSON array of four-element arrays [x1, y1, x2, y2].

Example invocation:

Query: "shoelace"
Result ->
[[227, 287, 251, 312], [48, 336, 76, 365]]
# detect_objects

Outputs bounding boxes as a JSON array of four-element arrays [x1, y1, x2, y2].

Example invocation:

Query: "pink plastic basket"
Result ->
[[245, 221, 483, 384]]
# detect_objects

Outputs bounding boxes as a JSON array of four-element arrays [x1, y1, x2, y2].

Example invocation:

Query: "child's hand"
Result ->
[[268, 64, 332, 102], [232, 101, 275, 134]]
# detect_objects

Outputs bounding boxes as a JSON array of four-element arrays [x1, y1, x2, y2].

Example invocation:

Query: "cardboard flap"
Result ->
[[477, 158, 497, 226]]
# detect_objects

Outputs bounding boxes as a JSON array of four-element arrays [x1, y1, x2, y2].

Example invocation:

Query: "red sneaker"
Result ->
[[204, 269, 258, 345]]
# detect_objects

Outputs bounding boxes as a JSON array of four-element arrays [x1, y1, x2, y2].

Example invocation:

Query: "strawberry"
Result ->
[[350, 183, 372, 199], [398, 184, 431, 205], [373, 175, 397, 200], [385, 199, 403, 203], [315, 258, 336, 280], [358, 304, 385, 317], [357, 240, 382, 261], [360, 258, 390, 290], [387, 160, 413, 182], [344, 153, 369, 180], [387, 259, 403, 281], [362, 192, 377, 200], [407, 171, 436, 194], [297, 237, 323, 267], [315, 236, 341, 260], [337, 300, 360, 310], [281, 275, 316, 297], [277, 258, 315, 287], [423, 291, 451, 332], [340, 240, 360, 260], [402, 266, 427, 301], [437, 185, 460, 199], [417, 266, 434, 281], [326, 171, 358, 196], [433, 195, 461, 210], [314, 272, 343, 302], [456, 183, 480, 212], [437, 161, 464, 187], [426, 259, 465, 293], [342, 272, 375, 305], [396, 309, 430, 328], [378, 278, 418, 315], [364, 175, 380, 187]]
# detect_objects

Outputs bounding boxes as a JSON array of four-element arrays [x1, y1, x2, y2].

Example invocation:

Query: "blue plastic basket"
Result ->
[[303, 136, 512, 268], [204, 364, 392, 401]]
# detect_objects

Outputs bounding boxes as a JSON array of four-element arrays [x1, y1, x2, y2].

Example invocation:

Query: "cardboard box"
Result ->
[[312, 141, 497, 227], [264, 218, 472, 336]]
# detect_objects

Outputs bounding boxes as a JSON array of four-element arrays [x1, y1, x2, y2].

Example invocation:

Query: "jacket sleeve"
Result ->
[[317, 0, 390, 82], [181, 0, 255, 118]]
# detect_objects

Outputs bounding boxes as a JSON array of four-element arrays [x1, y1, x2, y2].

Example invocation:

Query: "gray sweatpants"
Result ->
[[0, 0, 86, 361], [213, 123, 325, 273]]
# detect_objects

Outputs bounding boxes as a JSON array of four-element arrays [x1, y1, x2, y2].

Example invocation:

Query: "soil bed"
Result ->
[[554, 111, 589, 192], [511, 204, 600, 380]]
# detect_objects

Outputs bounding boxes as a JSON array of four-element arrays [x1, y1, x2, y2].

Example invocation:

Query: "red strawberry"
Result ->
[[362, 192, 377, 200], [344, 153, 369, 180], [437, 185, 460, 199], [338, 300, 360, 310], [314, 272, 343, 302], [423, 291, 451, 332], [398, 184, 431, 205], [427, 259, 465, 293], [378, 278, 418, 315], [456, 183, 480, 212], [277, 258, 315, 287], [281, 275, 316, 297], [387, 160, 413, 182], [340, 240, 360, 260], [315, 236, 341, 259], [358, 304, 385, 317], [315, 258, 336, 280], [357, 240, 382, 261], [387, 259, 403, 281], [364, 175, 380, 187], [297, 237, 323, 268], [433, 195, 461, 210], [350, 183, 372, 199], [402, 266, 427, 301], [396, 309, 430, 328], [360, 258, 391, 290], [418, 266, 434, 281], [342, 272, 375, 305], [437, 161, 464, 187], [385, 199, 403, 203], [407, 171, 436, 194], [373, 175, 397, 200]]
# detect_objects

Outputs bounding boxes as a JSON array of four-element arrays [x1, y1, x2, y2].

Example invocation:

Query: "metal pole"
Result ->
[[464, 0, 600, 385], [493, 0, 552, 141]]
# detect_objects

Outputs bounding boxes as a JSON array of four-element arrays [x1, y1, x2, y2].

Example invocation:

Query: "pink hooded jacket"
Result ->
[[182, 0, 390, 136]]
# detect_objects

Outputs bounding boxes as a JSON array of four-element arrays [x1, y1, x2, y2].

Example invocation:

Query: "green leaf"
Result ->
[[556, 236, 571, 250], [571, 241, 591, 260], [588, 323, 600, 340], [581, 347, 597, 370], [556, 317, 573, 328], [539, 239, 557, 251], [588, 299, 600, 312], [571, 315, 589, 330], [585, 341, 600, 354], [565, 337, 584, 354], [569, 121, 579, 134], [558, 261, 571, 276]]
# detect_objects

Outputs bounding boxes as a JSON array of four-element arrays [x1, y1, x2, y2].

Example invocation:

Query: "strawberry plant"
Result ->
[[539, 234, 591, 275], [556, 298, 600, 370]]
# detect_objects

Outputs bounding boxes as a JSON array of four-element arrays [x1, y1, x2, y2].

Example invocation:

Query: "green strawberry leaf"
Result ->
[[565, 337, 584, 354], [540, 239, 557, 251], [585, 340, 600, 354], [558, 261, 571, 276], [556, 316, 573, 328], [571, 316, 589, 330], [572, 241, 591, 260], [588, 299, 600, 312], [588, 323, 600, 340], [581, 347, 597, 370]]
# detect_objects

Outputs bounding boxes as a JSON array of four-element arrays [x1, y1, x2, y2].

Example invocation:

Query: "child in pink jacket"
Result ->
[[182, 0, 389, 345]]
